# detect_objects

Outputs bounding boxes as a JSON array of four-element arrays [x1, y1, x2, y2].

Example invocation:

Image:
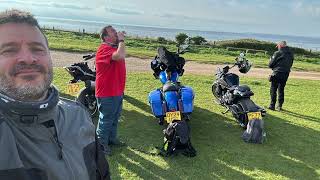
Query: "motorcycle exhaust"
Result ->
[[85, 81, 95, 91]]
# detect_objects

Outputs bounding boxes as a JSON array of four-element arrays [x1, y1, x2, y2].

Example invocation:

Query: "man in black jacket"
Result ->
[[268, 41, 294, 111]]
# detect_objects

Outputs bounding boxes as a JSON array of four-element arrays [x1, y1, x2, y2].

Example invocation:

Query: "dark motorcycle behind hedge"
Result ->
[[64, 53, 97, 117], [211, 53, 267, 143]]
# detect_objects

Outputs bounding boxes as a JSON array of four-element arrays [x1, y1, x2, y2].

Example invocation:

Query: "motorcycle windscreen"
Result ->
[[164, 91, 179, 111], [159, 71, 179, 84], [68, 63, 95, 81], [224, 73, 239, 86]]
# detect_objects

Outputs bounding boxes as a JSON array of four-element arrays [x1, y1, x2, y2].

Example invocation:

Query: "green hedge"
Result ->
[[214, 38, 313, 55]]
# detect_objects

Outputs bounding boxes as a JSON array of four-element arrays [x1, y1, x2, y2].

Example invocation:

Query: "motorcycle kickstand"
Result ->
[[222, 107, 230, 114]]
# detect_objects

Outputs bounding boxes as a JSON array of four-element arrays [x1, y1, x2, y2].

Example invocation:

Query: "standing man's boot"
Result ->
[[268, 104, 275, 111], [277, 104, 283, 111]]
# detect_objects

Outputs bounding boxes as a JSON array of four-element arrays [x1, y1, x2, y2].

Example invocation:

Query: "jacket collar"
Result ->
[[0, 86, 60, 126], [0, 105, 59, 126]]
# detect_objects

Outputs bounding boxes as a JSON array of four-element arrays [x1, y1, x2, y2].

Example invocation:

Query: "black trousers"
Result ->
[[270, 72, 289, 107]]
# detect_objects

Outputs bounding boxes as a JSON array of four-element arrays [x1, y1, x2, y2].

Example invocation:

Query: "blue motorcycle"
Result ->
[[148, 45, 194, 125]]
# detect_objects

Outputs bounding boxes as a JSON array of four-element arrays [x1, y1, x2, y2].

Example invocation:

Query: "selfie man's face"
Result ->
[[0, 23, 53, 101]]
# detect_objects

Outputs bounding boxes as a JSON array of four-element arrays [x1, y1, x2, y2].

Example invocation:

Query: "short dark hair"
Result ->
[[0, 9, 48, 46], [100, 25, 113, 41]]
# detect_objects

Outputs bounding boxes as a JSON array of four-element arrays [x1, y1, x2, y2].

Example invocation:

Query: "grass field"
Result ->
[[54, 68, 320, 179], [45, 29, 320, 72]]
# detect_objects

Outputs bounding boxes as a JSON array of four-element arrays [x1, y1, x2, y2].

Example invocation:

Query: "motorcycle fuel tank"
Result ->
[[159, 71, 179, 84], [164, 91, 179, 111]]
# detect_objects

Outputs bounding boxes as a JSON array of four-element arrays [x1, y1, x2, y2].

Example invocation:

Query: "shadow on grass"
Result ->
[[210, 111, 320, 179], [61, 93, 320, 179], [124, 94, 150, 113], [109, 95, 252, 179], [282, 109, 320, 122]]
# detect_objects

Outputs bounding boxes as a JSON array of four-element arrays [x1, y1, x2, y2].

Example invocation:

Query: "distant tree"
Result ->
[[157, 36, 167, 43], [191, 36, 207, 45], [175, 33, 189, 45], [93, 33, 100, 39]]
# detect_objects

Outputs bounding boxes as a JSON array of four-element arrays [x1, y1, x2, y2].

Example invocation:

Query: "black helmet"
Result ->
[[238, 61, 251, 73], [236, 53, 252, 73]]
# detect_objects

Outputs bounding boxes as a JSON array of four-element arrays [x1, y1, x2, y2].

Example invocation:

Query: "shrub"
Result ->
[[190, 36, 207, 45], [157, 37, 167, 43], [215, 39, 314, 55], [175, 33, 189, 45]]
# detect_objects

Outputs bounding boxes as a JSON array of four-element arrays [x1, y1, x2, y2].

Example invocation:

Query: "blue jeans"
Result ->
[[96, 95, 123, 146]]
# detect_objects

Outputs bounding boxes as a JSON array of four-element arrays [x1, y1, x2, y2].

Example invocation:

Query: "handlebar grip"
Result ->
[[82, 54, 96, 61]]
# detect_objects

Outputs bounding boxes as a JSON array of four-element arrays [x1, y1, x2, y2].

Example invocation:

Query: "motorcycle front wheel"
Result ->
[[212, 82, 222, 103], [76, 88, 98, 117]]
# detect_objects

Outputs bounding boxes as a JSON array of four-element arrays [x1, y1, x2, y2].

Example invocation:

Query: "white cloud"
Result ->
[[0, 0, 101, 10], [106, 8, 144, 15], [292, 1, 320, 17], [0, 0, 319, 36]]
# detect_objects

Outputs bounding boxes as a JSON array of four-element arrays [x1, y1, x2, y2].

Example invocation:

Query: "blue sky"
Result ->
[[0, 0, 319, 37]]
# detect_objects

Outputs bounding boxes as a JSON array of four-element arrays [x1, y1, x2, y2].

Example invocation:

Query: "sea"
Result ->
[[38, 17, 320, 51]]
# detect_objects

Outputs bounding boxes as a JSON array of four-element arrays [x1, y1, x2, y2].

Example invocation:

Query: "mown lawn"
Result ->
[[45, 29, 320, 72], [54, 68, 320, 179]]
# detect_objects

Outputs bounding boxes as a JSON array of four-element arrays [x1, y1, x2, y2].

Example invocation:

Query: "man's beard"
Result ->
[[104, 40, 119, 48], [0, 63, 53, 102]]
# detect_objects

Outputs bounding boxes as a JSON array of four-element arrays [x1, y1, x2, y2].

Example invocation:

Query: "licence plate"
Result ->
[[66, 83, 81, 95], [165, 111, 181, 123], [247, 111, 262, 121]]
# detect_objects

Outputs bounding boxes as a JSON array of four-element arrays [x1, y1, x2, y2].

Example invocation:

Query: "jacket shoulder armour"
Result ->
[[273, 51, 282, 58], [57, 97, 92, 119], [58, 97, 88, 111]]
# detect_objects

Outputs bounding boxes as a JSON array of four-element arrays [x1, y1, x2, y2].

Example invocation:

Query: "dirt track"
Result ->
[[51, 50, 320, 80]]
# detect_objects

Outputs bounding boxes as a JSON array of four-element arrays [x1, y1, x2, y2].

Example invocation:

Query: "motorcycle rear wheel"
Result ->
[[230, 104, 247, 128], [76, 88, 98, 117]]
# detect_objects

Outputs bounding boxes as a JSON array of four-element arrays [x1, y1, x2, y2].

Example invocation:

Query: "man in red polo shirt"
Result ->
[[95, 25, 126, 155]]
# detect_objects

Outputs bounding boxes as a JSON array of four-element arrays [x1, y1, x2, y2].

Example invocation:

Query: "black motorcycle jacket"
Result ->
[[269, 46, 294, 73]]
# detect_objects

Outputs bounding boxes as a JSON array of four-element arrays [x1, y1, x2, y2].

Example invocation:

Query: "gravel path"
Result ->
[[51, 50, 320, 80]]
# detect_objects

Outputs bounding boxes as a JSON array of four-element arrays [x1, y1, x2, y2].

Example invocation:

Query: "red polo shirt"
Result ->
[[95, 43, 126, 97]]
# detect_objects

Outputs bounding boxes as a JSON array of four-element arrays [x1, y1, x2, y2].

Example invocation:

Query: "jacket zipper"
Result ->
[[43, 119, 76, 180]]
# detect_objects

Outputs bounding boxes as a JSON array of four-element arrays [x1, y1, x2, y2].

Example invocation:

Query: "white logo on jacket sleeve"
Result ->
[[40, 103, 48, 109], [1, 97, 9, 103]]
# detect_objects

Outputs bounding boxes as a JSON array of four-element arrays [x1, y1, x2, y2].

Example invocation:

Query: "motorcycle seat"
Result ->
[[236, 85, 251, 92], [163, 82, 180, 92], [228, 85, 238, 91]]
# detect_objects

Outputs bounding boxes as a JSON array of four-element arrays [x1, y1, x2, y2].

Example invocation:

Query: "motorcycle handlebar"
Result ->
[[178, 49, 189, 55], [82, 53, 96, 61]]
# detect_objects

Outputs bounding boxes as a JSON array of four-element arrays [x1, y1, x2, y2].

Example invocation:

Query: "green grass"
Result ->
[[45, 29, 320, 72], [54, 68, 320, 179]]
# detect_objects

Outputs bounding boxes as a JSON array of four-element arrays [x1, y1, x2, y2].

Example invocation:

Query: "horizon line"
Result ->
[[37, 16, 320, 40]]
